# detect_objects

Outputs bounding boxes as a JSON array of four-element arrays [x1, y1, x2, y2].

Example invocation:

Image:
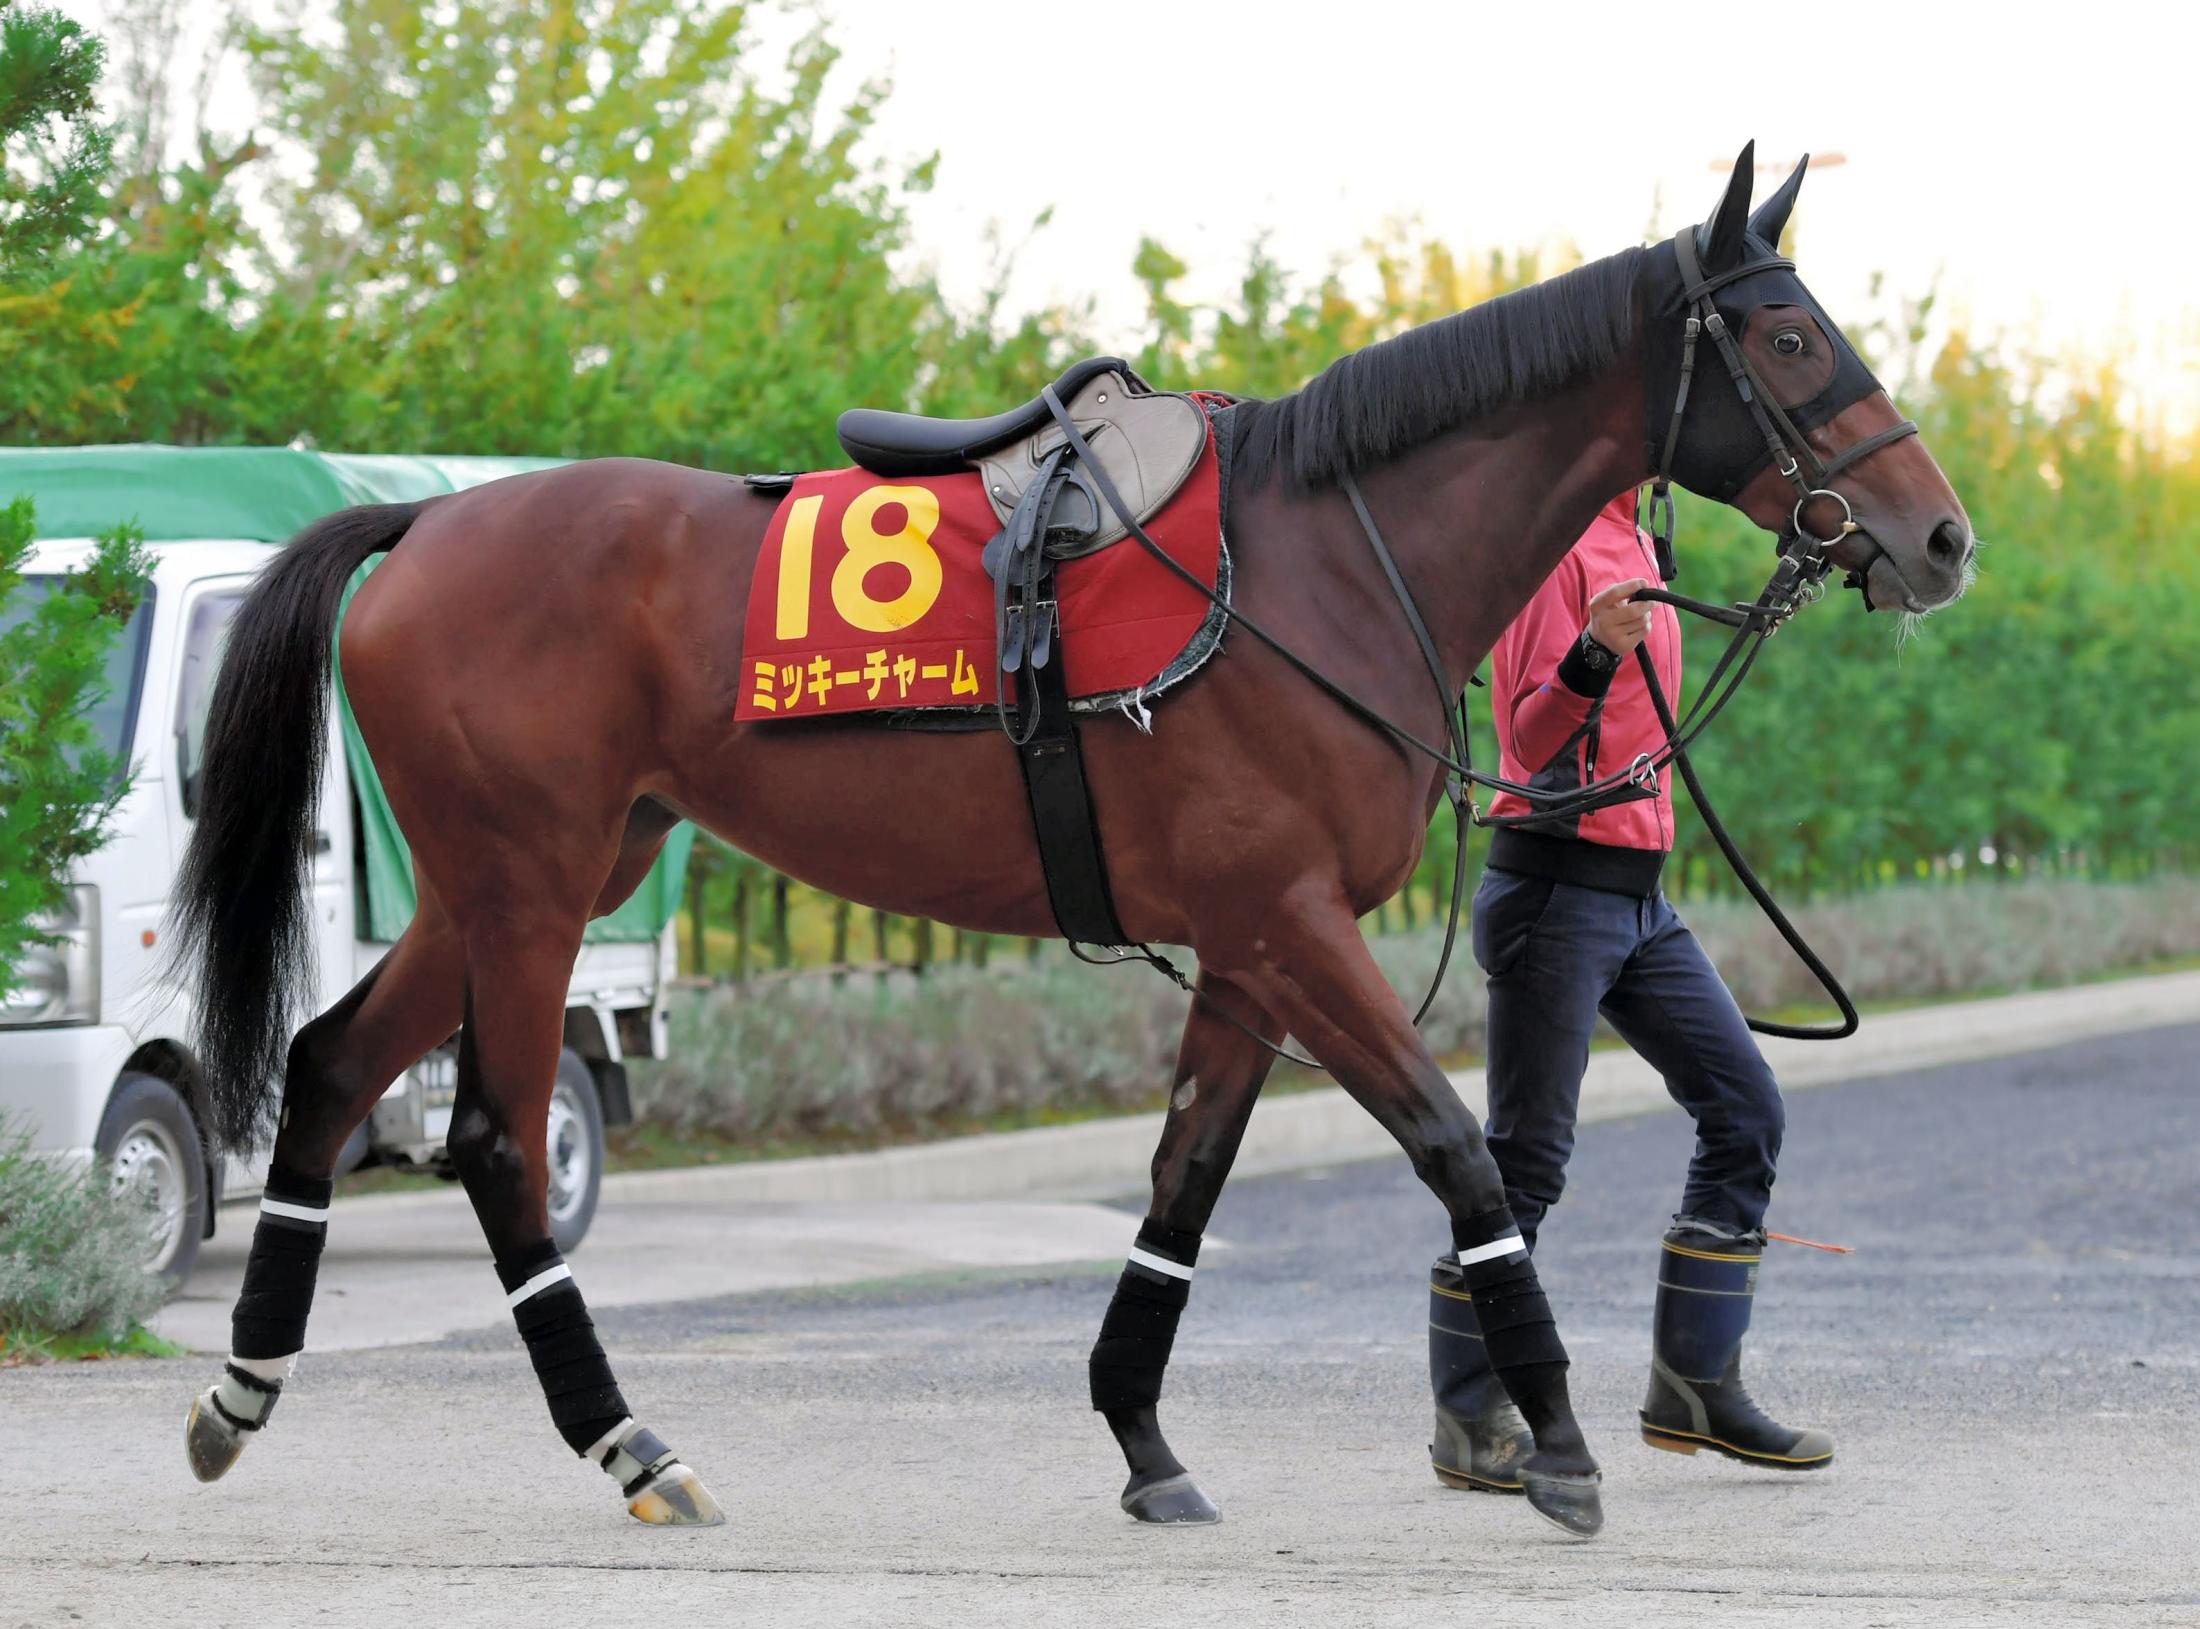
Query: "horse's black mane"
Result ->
[[1230, 248, 1647, 492]]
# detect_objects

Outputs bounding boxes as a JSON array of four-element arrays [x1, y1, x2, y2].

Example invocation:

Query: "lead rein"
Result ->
[[1035, 388, 1858, 1059]]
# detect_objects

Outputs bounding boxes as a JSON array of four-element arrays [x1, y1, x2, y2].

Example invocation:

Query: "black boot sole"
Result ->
[[1639, 1422, 1834, 1469], [1431, 1456, 1525, 1495]]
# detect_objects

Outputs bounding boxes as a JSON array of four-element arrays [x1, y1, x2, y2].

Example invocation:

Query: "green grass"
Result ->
[[1, 1323, 182, 1367]]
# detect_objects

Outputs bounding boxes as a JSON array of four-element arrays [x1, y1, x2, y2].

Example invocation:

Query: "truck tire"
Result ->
[[545, 1047, 605, 1254], [96, 1072, 208, 1288]]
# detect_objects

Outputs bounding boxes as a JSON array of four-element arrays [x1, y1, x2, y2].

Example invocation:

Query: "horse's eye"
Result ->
[[1773, 329, 1806, 356]]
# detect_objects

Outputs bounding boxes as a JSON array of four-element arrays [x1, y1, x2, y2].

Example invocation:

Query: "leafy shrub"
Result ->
[[633, 961, 1189, 1143], [631, 877, 2200, 1150], [0, 1117, 164, 1353], [1685, 875, 2200, 1014]]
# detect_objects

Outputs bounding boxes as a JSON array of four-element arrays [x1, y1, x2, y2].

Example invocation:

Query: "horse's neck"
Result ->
[[1350, 350, 1651, 698]]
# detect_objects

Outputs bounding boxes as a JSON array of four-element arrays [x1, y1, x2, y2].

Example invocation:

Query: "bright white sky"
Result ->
[[68, 0, 2200, 430]]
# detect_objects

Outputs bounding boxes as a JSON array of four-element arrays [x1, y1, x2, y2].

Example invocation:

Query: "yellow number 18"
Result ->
[[773, 485, 944, 641]]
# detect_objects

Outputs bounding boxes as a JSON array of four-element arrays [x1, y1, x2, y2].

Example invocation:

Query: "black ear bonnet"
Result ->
[[1641, 177, 1889, 503]]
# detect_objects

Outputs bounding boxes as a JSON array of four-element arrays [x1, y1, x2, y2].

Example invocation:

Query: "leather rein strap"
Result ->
[[1029, 268, 1910, 1050]]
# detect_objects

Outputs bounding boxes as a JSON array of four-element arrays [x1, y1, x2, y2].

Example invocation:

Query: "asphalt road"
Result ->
[[6, 1023, 2197, 1628]]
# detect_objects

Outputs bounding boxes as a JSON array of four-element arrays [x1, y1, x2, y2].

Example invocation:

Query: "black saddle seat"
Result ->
[[836, 356, 1132, 478]]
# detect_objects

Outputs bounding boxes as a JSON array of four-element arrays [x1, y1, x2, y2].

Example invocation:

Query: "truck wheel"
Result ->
[[96, 1072, 208, 1288], [545, 1047, 605, 1254]]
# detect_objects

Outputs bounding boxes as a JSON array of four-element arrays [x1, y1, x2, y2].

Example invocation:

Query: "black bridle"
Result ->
[[1647, 225, 1919, 610], [1033, 231, 1925, 1058]]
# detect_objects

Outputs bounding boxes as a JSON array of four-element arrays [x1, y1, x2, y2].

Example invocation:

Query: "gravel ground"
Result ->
[[5, 1024, 2195, 1628]]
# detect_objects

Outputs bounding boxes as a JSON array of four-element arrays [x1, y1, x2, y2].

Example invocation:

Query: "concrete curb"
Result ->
[[597, 969, 2200, 1210]]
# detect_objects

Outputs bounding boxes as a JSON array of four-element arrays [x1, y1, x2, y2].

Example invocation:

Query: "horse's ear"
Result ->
[[1696, 140, 1756, 271], [1749, 155, 1808, 248]]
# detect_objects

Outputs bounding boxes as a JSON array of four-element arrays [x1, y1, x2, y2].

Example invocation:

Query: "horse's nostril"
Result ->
[[1928, 519, 1968, 569]]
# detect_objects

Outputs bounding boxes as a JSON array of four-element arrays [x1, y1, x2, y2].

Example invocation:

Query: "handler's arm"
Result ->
[[1499, 556, 1630, 772]]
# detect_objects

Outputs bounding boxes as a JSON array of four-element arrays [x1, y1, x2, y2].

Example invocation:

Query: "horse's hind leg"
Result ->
[[441, 883, 722, 1527], [1094, 971, 1280, 1524], [1225, 890, 1604, 1538], [186, 905, 465, 1481]]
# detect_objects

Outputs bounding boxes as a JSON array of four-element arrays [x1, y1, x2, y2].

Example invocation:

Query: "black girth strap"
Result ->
[[985, 429, 1135, 948], [1014, 641, 1134, 947]]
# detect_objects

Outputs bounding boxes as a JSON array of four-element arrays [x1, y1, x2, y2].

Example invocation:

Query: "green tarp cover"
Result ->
[[3, 443, 689, 945], [1, 443, 567, 542], [336, 553, 694, 943]]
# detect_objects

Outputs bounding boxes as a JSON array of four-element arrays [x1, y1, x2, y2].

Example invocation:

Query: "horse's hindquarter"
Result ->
[[338, 459, 771, 912], [339, 455, 1436, 947]]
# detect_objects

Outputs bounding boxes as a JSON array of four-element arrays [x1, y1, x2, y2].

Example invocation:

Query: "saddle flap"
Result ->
[[977, 369, 1207, 555]]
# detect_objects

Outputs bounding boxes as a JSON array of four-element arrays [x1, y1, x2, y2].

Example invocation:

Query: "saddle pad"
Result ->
[[736, 424, 1221, 721]]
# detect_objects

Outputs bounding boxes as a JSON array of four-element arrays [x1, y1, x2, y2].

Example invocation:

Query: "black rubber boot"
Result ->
[[1640, 1220, 1834, 1470], [1427, 1256, 1532, 1493]]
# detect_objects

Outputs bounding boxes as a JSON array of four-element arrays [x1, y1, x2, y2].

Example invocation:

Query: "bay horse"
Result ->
[[171, 148, 1971, 1541]]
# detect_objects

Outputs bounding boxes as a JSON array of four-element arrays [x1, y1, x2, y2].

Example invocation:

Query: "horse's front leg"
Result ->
[[1094, 970, 1281, 1524], [1227, 884, 1604, 1538]]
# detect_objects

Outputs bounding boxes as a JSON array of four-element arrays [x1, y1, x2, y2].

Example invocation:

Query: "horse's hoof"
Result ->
[[1519, 1468, 1603, 1538], [627, 1463, 726, 1527], [185, 1390, 248, 1484], [1121, 1471, 1220, 1525]]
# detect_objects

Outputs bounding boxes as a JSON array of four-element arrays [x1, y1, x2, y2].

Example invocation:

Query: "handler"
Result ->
[[1426, 490, 1833, 1492]]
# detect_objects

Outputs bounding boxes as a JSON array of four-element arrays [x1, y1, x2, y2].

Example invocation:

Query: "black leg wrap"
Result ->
[[1089, 1220, 1200, 1412], [231, 1166, 334, 1361], [1452, 1210, 1567, 1375], [1466, 1266, 1569, 1372], [498, 1244, 631, 1456]]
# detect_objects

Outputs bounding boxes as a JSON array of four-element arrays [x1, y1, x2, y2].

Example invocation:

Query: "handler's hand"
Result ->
[[1586, 578, 1654, 655]]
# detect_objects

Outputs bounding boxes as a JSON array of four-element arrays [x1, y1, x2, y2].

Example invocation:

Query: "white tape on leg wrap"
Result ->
[[1127, 1246, 1195, 1281], [1457, 1234, 1528, 1268], [258, 1197, 331, 1225], [505, 1264, 574, 1308]]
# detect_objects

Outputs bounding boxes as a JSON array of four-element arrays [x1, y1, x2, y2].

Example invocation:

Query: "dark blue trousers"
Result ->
[[1470, 866, 1784, 1245]]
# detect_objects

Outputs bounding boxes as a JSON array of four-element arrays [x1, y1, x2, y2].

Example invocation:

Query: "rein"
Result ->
[[1033, 234, 1915, 1060]]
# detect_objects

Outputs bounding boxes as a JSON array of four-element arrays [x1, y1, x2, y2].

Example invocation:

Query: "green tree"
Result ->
[[0, 0, 276, 443], [0, 7, 156, 997], [1136, 222, 2200, 903], [233, 0, 1088, 465], [0, 502, 154, 999], [0, 0, 110, 275]]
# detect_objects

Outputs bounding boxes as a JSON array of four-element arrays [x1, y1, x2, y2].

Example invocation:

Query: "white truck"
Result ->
[[1, 450, 684, 1284]]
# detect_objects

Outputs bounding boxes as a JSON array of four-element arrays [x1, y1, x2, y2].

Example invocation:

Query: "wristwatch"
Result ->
[[1574, 627, 1622, 674]]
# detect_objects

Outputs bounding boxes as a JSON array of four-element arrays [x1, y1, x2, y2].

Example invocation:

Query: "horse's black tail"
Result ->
[[168, 502, 422, 1154]]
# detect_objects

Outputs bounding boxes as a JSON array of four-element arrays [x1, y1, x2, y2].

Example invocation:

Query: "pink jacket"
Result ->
[[1485, 493, 1679, 853]]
